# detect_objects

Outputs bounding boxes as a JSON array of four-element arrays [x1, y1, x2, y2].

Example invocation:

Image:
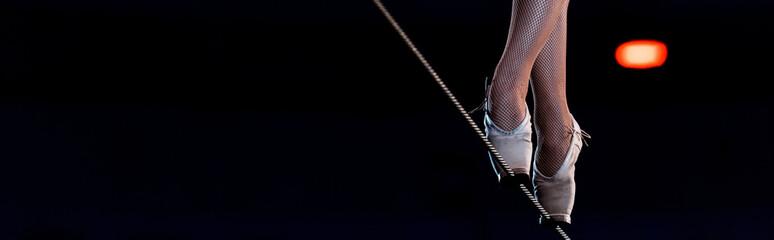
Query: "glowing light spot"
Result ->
[[615, 40, 668, 69]]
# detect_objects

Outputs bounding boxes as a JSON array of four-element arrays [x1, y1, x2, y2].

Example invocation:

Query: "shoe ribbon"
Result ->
[[575, 129, 591, 147]]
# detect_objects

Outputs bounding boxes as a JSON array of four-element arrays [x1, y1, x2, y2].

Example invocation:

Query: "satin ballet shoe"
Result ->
[[470, 78, 534, 185], [532, 114, 590, 226], [485, 108, 533, 185]]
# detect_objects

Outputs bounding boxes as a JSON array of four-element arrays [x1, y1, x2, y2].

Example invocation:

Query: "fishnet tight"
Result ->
[[489, 0, 572, 177]]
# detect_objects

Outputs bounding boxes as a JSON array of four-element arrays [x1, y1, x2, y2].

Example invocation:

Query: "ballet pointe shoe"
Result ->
[[469, 77, 532, 185], [485, 109, 533, 185], [532, 115, 589, 226], [470, 77, 533, 185]]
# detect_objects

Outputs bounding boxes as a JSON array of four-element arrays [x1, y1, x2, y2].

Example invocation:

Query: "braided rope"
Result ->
[[371, 1, 570, 239]]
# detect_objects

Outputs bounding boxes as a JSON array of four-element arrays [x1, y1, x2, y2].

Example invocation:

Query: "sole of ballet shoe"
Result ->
[[489, 150, 530, 187], [540, 214, 571, 227]]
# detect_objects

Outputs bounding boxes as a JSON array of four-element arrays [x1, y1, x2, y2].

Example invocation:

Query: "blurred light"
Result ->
[[615, 40, 667, 69]]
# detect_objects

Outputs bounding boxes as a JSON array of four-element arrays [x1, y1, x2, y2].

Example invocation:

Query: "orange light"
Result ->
[[615, 40, 668, 69]]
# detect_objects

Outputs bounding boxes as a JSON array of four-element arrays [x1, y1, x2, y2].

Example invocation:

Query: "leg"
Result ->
[[530, 0, 586, 226], [488, 0, 570, 132], [530, 0, 572, 177]]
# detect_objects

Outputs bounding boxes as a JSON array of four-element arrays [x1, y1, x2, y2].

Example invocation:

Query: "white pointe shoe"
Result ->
[[471, 77, 533, 185], [532, 115, 589, 226], [483, 104, 533, 185]]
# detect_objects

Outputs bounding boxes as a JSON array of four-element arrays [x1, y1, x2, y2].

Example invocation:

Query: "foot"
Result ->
[[532, 115, 589, 225], [485, 107, 533, 185]]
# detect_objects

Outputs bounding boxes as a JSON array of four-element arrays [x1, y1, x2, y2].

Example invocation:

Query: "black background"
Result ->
[[1, 0, 773, 239]]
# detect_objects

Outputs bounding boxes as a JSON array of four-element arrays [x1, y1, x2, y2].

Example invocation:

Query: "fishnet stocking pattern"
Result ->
[[531, 0, 572, 177], [489, 0, 573, 176]]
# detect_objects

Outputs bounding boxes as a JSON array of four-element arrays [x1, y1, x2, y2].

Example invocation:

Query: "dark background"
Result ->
[[1, 0, 773, 239]]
